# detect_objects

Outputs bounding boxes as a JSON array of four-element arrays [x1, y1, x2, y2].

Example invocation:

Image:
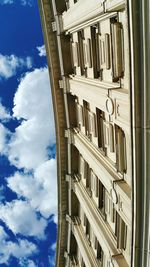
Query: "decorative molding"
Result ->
[[59, 77, 71, 93], [65, 129, 75, 144], [106, 97, 114, 115], [62, 0, 104, 32]]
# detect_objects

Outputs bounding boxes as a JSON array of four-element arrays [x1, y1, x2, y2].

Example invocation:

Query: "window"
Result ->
[[110, 18, 124, 81], [91, 171, 99, 198], [97, 18, 111, 82], [83, 100, 90, 137], [91, 24, 102, 78], [85, 217, 91, 245], [65, 0, 70, 10], [78, 155, 85, 179], [97, 242, 103, 263], [71, 39, 78, 75], [94, 237, 103, 264], [78, 30, 85, 75], [115, 125, 127, 174], [81, 259, 86, 267], [85, 164, 92, 196], [115, 212, 127, 250], [88, 111, 97, 137], [105, 190, 115, 223], [98, 180, 105, 215], [76, 101, 84, 129], [96, 108, 105, 151]]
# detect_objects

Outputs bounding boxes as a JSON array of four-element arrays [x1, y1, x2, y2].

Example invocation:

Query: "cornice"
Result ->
[[129, 0, 150, 266], [38, 1, 68, 267]]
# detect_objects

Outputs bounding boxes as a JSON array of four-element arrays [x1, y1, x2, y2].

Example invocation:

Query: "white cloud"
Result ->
[[0, 225, 8, 242], [0, 0, 13, 4], [0, 123, 10, 154], [0, 0, 33, 6], [0, 200, 47, 238], [37, 45, 46, 57], [0, 54, 32, 79], [48, 255, 55, 267], [0, 185, 5, 201], [51, 242, 57, 251], [27, 260, 37, 267], [4, 239, 37, 259], [20, 0, 32, 6], [8, 68, 55, 170], [0, 225, 37, 264], [19, 259, 37, 267], [7, 159, 57, 219], [0, 102, 11, 121]]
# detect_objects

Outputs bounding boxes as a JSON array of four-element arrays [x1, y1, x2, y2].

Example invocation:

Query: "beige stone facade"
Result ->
[[38, 1, 150, 267]]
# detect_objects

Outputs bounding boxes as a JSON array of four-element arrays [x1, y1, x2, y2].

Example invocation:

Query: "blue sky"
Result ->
[[0, 1, 57, 267]]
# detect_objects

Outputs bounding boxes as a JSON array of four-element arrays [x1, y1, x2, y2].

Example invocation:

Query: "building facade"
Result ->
[[38, 1, 150, 267]]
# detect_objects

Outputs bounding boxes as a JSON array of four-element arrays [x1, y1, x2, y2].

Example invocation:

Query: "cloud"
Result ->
[[48, 256, 55, 267], [20, 0, 33, 5], [0, 67, 57, 261], [48, 242, 57, 267], [0, 101, 11, 121], [0, 123, 10, 154], [0, 185, 5, 201], [19, 259, 37, 267], [0, 54, 32, 80], [51, 242, 57, 251], [27, 260, 37, 267], [0, 0, 33, 6], [0, 0, 13, 4], [37, 45, 46, 57], [7, 159, 57, 219], [8, 68, 55, 170], [0, 225, 37, 264], [0, 200, 47, 238]]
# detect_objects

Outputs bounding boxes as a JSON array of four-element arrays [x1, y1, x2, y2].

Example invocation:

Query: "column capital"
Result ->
[[59, 77, 70, 93]]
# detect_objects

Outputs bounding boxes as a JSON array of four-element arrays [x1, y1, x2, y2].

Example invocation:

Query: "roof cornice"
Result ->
[[38, 1, 68, 266]]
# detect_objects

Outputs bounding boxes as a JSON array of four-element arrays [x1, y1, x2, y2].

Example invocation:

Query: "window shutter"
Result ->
[[80, 207, 84, 226], [105, 191, 114, 222], [76, 103, 84, 126], [95, 176, 99, 198], [99, 37, 105, 68], [83, 41, 88, 67], [109, 123, 115, 152], [79, 155, 85, 178], [110, 200, 114, 223], [87, 38, 92, 68], [84, 161, 88, 180], [105, 33, 110, 70], [91, 230, 96, 248], [99, 32, 111, 70], [88, 111, 97, 137], [103, 121, 109, 147], [72, 42, 79, 67], [90, 170, 94, 191], [111, 22, 124, 80], [105, 191, 110, 214]]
